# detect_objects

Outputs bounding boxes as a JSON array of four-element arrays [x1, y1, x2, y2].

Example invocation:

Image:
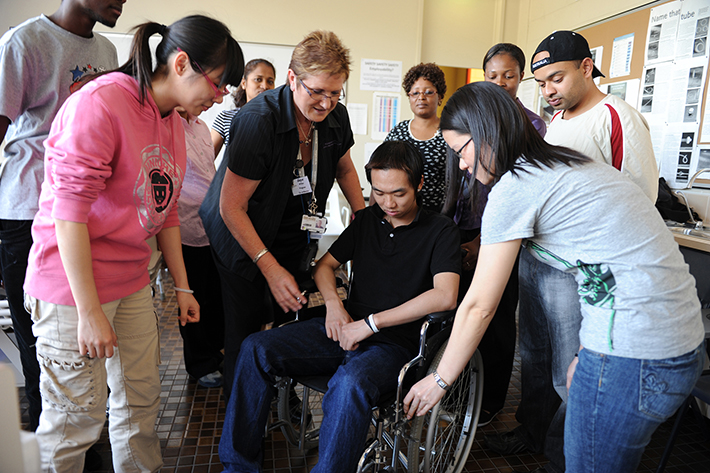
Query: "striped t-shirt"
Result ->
[[211, 108, 240, 146]]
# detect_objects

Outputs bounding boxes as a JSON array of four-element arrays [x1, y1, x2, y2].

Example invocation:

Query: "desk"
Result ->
[[673, 233, 710, 253]]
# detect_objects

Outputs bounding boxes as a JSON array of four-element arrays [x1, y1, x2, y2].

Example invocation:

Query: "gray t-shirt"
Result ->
[[481, 160, 704, 360], [0, 15, 118, 220]]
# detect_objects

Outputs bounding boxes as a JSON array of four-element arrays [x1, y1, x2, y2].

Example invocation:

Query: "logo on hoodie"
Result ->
[[134, 144, 183, 233]]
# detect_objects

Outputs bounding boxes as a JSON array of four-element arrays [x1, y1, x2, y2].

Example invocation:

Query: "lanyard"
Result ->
[[295, 129, 319, 216], [309, 129, 319, 216]]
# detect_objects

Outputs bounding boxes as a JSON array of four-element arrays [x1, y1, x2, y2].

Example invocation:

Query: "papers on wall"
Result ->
[[645, 1, 681, 64], [674, 0, 710, 60], [371, 93, 401, 141], [601, 79, 640, 107], [518, 79, 539, 113], [591, 46, 604, 85], [640, 0, 710, 188], [698, 146, 710, 169], [360, 59, 402, 92], [610, 33, 634, 78], [659, 124, 702, 186], [700, 87, 710, 138], [346, 103, 368, 135]]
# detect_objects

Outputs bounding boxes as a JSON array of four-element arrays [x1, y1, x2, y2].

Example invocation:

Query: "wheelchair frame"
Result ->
[[270, 310, 484, 473]]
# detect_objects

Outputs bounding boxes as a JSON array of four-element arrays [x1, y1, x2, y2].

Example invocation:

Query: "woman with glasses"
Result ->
[[199, 30, 366, 401], [404, 81, 705, 473], [23, 16, 243, 471], [441, 43, 548, 427], [384, 62, 447, 212], [210, 58, 276, 157]]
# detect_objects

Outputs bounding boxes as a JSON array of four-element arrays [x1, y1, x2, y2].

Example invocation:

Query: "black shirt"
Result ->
[[199, 85, 354, 280], [327, 205, 461, 351]]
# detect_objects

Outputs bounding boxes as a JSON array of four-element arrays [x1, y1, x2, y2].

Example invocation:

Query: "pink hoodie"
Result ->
[[25, 72, 186, 306]]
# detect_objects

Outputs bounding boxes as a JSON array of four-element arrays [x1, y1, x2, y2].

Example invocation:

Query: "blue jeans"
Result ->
[[566, 344, 705, 473], [516, 249, 582, 473], [219, 317, 413, 473], [0, 219, 41, 430]]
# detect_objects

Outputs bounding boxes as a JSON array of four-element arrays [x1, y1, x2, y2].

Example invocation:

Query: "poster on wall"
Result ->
[[636, 0, 710, 188], [645, 1, 681, 65], [699, 84, 710, 140], [660, 123, 701, 187], [644, 57, 705, 186], [610, 33, 634, 78], [590, 46, 603, 85], [346, 103, 368, 135], [601, 79, 640, 107], [697, 146, 710, 170], [518, 79, 538, 113], [360, 59, 402, 93], [674, 0, 710, 60], [371, 92, 400, 141], [667, 58, 706, 124], [639, 63, 673, 116]]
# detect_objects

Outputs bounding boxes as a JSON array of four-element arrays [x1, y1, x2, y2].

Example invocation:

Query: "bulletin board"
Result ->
[[580, 4, 651, 86], [576, 0, 710, 188]]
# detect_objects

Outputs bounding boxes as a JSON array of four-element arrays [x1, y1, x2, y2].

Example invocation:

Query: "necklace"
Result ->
[[296, 118, 314, 146]]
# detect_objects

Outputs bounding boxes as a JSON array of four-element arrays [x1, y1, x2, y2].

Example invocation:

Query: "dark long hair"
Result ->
[[441, 81, 588, 215], [79, 15, 244, 103], [232, 58, 276, 108]]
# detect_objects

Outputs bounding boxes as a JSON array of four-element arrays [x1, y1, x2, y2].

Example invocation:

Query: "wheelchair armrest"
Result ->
[[426, 309, 456, 324]]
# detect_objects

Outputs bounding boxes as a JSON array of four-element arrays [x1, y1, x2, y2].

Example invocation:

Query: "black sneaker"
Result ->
[[484, 430, 529, 455]]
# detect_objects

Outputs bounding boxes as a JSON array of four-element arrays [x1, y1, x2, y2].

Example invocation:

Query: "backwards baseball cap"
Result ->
[[531, 31, 605, 78]]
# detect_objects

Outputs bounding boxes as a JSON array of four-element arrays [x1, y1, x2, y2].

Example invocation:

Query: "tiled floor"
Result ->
[[15, 280, 710, 473]]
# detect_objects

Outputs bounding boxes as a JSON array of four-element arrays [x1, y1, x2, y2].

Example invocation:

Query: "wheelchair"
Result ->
[[269, 280, 484, 473]]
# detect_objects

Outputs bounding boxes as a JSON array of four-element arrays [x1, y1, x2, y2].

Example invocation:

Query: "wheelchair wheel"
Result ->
[[406, 342, 483, 473], [276, 378, 325, 451]]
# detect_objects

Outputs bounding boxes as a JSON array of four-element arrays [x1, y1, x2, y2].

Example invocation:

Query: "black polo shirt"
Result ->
[[328, 205, 461, 351], [199, 84, 354, 280]]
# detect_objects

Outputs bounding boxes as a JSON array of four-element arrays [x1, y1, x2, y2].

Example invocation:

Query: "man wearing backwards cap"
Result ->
[[532, 30, 658, 201], [484, 31, 659, 473]]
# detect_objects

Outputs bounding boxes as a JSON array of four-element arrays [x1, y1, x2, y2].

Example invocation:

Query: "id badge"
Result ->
[[300, 215, 327, 234], [291, 176, 312, 196]]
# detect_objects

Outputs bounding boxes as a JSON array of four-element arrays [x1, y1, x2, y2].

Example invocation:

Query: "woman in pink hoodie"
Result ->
[[24, 15, 243, 473]]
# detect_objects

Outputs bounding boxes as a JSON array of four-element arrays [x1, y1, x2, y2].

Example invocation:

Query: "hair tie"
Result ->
[[158, 24, 167, 36]]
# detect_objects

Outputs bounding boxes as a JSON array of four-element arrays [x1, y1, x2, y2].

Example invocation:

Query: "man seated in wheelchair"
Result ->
[[219, 140, 461, 472]]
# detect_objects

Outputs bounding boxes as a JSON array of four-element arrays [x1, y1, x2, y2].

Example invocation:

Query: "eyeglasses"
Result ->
[[407, 90, 437, 99], [177, 47, 230, 98], [453, 138, 472, 159], [299, 78, 344, 102]]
